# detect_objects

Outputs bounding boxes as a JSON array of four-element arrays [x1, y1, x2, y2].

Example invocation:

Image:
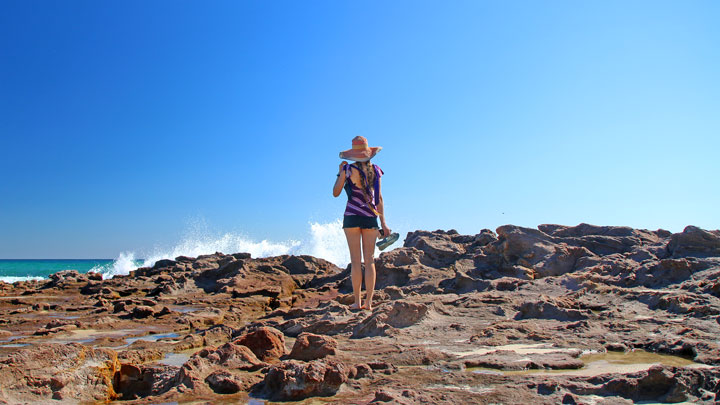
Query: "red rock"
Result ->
[[94, 297, 109, 307], [34, 323, 78, 336], [198, 324, 235, 347], [234, 326, 287, 361], [0, 343, 120, 403], [374, 390, 396, 402], [372, 247, 454, 289], [157, 306, 172, 316], [114, 363, 179, 400], [117, 348, 164, 363], [176, 355, 219, 393], [535, 245, 595, 278], [562, 393, 578, 404], [176, 342, 265, 393], [514, 297, 589, 321], [132, 305, 156, 318], [45, 319, 75, 329], [668, 226, 720, 258], [288, 333, 338, 361], [88, 271, 103, 281], [181, 308, 225, 326], [258, 360, 350, 401], [602, 365, 678, 401], [464, 350, 583, 371], [367, 361, 398, 374], [404, 230, 466, 265], [352, 300, 429, 338], [214, 341, 266, 370], [205, 370, 243, 394], [352, 363, 373, 379]]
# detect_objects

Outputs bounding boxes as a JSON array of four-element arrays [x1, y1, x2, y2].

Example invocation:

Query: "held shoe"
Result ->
[[376, 232, 399, 251]]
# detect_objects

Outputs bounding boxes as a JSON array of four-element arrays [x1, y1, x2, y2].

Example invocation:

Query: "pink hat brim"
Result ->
[[339, 146, 382, 162]]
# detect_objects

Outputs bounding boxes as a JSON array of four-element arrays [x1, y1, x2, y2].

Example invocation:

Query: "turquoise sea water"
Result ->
[[0, 259, 143, 282]]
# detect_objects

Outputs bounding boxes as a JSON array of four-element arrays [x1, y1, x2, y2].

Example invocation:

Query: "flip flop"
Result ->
[[376, 232, 400, 251]]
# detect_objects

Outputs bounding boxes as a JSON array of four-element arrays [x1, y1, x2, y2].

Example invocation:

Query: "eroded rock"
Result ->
[[256, 360, 350, 401], [669, 226, 720, 258], [234, 326, 287, 361], [352, 300, 429, 338], [289, 332, 338, 361], [0, 343, 120, 403]]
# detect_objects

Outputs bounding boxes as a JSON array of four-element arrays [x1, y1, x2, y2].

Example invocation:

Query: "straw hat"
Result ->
[[339, 136, 382, 162]]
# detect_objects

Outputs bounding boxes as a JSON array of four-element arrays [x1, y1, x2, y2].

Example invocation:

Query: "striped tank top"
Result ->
[[343, 163, 383, 217]]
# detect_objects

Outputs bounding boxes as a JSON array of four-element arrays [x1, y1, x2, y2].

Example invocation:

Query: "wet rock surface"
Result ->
[[288, 332, 338, 361], [255, 359, 351, 401], [0, 343, 120, 402], [0, 224, 719, 403]]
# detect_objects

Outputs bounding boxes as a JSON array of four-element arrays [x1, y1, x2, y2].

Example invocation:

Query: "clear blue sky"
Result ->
[[1, 1, 718, 259]]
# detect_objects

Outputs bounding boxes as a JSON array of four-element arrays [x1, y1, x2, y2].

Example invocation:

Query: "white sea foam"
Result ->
[[304, 219, 350, 267], [0, 276, 45, 283], [96, 219, 356, 279]]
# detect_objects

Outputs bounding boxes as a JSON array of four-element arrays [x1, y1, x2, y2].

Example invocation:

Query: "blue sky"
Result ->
[[1, 1, 718, 258]]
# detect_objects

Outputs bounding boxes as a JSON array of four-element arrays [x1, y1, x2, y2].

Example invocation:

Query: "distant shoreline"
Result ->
[[0, 259, 114, 261]]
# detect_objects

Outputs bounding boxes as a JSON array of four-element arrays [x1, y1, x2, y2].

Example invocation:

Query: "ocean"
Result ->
[[0, 219, 354, 283], [0, 259, 134, 283]]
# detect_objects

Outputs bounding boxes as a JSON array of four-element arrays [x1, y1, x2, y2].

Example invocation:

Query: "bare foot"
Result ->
[[349, 303, 362, 310], [361, 303, 373, 311]]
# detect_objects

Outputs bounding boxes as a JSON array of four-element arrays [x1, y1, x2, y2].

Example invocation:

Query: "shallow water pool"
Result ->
[[468, 349, 709, 376], [121, 332, 181, 348]]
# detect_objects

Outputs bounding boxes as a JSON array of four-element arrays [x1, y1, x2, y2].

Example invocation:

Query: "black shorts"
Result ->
[[342, 215, 379, 229]]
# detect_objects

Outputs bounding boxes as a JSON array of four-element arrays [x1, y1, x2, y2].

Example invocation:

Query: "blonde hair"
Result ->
[[355, 161, 376, 209]]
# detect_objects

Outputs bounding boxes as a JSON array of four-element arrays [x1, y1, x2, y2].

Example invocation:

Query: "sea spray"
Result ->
[[304, 219, 350, 267], [139, 233, 299, 272], [0, 276, 45, 283], [97, 219, 359, 278]]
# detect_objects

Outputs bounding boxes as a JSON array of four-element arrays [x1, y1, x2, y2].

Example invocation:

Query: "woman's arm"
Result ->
[[376, 177, 391, 236], [333, 161, 348, 197]]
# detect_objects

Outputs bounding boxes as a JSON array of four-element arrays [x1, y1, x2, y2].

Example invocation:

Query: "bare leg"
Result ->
[[361, 228, 379, 310], [344, 228, 363, 309]]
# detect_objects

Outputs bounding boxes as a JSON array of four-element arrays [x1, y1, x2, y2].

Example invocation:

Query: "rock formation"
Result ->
[[0, 224, 718, 403]]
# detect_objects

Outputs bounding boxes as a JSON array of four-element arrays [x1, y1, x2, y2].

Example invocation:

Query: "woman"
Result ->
[[333, 136, 391, 310]]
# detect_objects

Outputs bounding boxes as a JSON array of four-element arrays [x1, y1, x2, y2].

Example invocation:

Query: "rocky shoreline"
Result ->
[[1, 223, 719, 404]]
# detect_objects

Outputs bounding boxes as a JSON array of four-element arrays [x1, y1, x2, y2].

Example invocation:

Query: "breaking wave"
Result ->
[[94, 219, 353, 278], [0, 276, 45, 283]]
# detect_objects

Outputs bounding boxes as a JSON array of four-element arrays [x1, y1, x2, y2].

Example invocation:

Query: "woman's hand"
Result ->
[[381, 226, 392, 238], [339, 161, 348, 173]]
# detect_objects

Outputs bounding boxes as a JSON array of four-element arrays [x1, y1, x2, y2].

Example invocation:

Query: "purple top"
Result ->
[[343, 163, 383, 217]]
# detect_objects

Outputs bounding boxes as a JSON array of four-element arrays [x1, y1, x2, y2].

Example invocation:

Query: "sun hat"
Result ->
[[339, 136, 382, 162]]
